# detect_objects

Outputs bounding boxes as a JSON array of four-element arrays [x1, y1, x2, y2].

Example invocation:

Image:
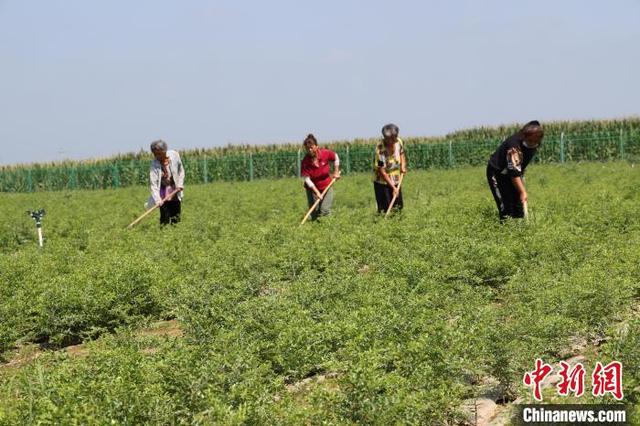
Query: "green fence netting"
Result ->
[[1, 130, 638, 193]]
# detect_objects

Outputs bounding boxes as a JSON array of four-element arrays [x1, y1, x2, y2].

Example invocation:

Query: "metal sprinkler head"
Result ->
[[27, 209, 46, 247], [27, 209, 46, 226]]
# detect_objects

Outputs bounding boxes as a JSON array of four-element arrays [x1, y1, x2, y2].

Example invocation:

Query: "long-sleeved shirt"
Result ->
[[146, 150, 185, 208]]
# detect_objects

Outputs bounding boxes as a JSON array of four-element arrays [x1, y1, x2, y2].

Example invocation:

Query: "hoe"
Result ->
[[127, 189, 179, 229]]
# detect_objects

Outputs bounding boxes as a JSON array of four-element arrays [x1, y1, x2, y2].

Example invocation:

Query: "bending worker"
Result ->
[[374, 123, 407, 213], [300, 134, 341, 220], [147, 139, 185, 225], [486, 120, 543, 221]]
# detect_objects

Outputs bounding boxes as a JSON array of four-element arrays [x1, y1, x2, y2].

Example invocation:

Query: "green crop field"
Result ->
[[1, 163, 639, 424]]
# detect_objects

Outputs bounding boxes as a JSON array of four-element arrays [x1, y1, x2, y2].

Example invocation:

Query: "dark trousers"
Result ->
[[486, 165, 524, 220], [374, 181, 403, 213], [160, 199, 181, 225]]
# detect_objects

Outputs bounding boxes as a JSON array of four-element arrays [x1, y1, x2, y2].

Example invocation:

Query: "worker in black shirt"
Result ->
[[487, 121, 544, 221]]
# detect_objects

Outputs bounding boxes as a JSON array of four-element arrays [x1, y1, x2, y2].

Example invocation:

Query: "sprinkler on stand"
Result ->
[[27, 209, 46, 247]]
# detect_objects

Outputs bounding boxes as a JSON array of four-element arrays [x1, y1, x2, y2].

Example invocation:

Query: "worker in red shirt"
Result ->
[[300, 134, 341, 221]]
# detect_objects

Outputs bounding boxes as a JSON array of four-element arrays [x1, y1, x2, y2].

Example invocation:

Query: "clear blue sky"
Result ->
[[1, 0, 638, 165]]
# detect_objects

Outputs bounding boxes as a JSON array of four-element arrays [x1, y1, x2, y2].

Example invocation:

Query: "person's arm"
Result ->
[[506, 146, 526, 203], [304, 176, 323, 199], [377, 168, 395, 187], [301, 160, 323, 200], [397, 140, 407, 174], [374, 149, 398, 195], [333, 164, 341, 179], [149, 165, 162, 205], [512, 176, 527, 204], [377, 168, 399, 197], [304, 176, 322, 198], [174, 151, 185, 191], [331, 152, 341, 179]]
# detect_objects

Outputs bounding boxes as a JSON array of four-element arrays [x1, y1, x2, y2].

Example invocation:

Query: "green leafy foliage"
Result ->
[[0, 162, 639, 423]]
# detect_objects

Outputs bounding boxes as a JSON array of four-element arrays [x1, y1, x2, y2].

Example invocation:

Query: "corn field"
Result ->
[[1, 119, 639, 193]]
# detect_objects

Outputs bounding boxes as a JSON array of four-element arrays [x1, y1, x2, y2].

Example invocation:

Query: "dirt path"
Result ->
[[0, 320, 183, 371]]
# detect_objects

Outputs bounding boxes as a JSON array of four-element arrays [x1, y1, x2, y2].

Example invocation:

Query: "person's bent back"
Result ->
[[486, 121, 543, 221]]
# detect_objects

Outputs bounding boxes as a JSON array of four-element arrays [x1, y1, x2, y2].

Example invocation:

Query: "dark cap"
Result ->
[[382, 123, 399, 137]]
